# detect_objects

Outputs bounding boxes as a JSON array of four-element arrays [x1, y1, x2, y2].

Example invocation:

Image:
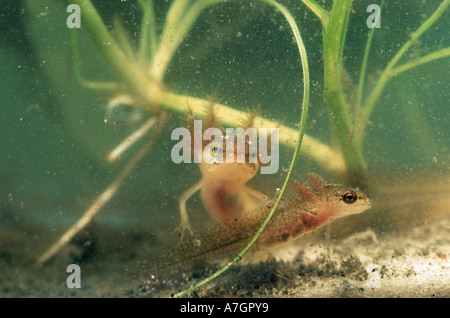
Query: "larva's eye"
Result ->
[[342, 190, 357, 204], [211, 145, 219, 156]]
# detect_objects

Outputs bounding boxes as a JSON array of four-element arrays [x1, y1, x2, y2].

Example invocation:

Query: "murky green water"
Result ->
[[0, 0, 448, 298]]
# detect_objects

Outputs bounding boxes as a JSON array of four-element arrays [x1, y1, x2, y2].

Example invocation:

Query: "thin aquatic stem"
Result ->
[[137, 0, 157, 62], [148, 0, 191, 78], [356, 0, 385, 109], [70, 30, 121, 91], [324, 0, 367, 185], [159, 0, 191, 40], [362, 0, 450, 124], [70, 0, 164, 112], [113, 17, 138, 62], [149, 0, 227, 80], [173, 0, 310, 298], [107, 116, 158, 162], [300, 0, 329, 29], [337, 3, 350, 67], [390, 47, 450, 77]]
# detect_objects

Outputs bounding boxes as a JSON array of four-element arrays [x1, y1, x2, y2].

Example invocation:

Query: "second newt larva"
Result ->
[[150, 174, 372, 271]]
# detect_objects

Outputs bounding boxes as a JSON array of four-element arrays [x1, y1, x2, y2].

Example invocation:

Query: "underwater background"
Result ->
[[0, 0, 448, 297]]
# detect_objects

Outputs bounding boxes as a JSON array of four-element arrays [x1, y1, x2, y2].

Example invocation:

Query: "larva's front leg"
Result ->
[[178, 179, 204, 239]]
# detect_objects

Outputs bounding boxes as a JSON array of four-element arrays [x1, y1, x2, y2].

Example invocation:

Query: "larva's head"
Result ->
[[292, 177, 372, 219], [322, 184, 372, 218], [200, 139, 259, 183]]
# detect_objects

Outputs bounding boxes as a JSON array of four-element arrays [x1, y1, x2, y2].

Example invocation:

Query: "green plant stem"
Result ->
[[300, 0, 329, 29], [356, 0, 385, 109], [149, 0, 225, 80], [323, 0, 367, 185], [147, 0, 190, 79], [172, 0, 310, 298], [391, 48, 450, 75], [137, 0, 157, 62], [71, 0, 164, 112], [362, 0, 450, 126], [70, 30, 121, 91]]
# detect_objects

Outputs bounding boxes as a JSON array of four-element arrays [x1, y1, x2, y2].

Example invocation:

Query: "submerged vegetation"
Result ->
[[22, 0, 449, 296], [61, 0, 449, 185]]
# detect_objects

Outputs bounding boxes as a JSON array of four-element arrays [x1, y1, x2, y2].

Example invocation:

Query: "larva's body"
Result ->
[[178, 101, 265, 234]]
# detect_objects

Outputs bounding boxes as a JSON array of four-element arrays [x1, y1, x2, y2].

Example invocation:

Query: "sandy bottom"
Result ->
[[0, 209, 448, 298]]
